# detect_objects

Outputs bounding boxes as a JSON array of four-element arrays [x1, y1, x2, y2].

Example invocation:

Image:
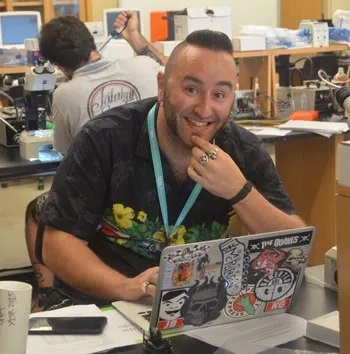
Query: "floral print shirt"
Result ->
[[41, 97, 296, 264]]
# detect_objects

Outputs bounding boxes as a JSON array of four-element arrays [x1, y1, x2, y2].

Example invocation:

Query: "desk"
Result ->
[[0, 145, 61, 188], [95, 280, 339, 353], [262, 131, 350, 265]]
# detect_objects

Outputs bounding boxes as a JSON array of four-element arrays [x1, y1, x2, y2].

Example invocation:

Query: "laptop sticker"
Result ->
[[225, 286, 263, 319], [157, 289, 188, 330], [254, 268, 296, 302], [172, 261, 194, 286], [180, 276, 227, 327], [283, 248, 308, 267], [219, 238, 248, 296]]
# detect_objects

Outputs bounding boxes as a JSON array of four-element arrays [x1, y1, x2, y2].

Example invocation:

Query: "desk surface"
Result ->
[[104, 280, 338, 353], [0, 145, 61, 180]]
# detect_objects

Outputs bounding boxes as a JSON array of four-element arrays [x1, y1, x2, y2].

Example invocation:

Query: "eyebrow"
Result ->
[[182, 75, 234, 90]]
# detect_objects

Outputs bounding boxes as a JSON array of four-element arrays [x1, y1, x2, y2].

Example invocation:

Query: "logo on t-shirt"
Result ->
[[87, 80, 141, 119]]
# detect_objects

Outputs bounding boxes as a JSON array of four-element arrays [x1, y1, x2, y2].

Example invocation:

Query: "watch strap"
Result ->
[[228, 181, 253, 206]]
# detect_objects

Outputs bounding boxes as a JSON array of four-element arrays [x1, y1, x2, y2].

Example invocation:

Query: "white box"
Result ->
[[324, 246, 338, 291], [152, 41, 181, 56], [232, 36, 266, 51], [174, 6, 232, 41], [337, 140, 350, 187]]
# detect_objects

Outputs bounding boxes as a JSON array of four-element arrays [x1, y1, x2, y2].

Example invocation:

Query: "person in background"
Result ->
[[36, 29, 306, 307], [24, 11, 166, 310]]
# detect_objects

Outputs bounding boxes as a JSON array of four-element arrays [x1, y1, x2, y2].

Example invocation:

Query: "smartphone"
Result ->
[[28, 316, 107, 335]]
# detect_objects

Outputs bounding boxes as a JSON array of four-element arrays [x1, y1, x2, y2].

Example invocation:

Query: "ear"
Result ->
[[157, 71, 165, 102]]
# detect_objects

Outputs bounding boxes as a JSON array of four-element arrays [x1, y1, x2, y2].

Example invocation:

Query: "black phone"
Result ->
[[28, 316, 107, 335]]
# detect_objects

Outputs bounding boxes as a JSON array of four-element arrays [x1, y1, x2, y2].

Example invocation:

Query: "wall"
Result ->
[[323, 0, 350, 18], [116, 0, 279, 40], [92, 0, 119, 21]]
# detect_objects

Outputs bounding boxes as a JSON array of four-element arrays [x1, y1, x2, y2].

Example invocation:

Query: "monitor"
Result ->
[[0, 11, 42, 49], [103, 8, 143, 41]]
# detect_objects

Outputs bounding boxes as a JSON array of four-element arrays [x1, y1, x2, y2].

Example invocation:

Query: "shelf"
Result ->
[[0, 66, 28, 74], [272, 44, 349, 56], [12, 1, 43, 6]]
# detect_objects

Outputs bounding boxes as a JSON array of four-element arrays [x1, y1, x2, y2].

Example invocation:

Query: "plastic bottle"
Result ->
[[300, 92, 308, 110]]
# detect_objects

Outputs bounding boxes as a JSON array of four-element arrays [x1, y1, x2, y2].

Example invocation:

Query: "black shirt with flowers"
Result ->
[[40, 97, 295, 275]]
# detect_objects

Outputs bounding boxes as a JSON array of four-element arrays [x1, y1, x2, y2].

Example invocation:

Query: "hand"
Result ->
[[187, 135, 247, 200], [113, 10, 140, 41], [122, 266, 159, 301]]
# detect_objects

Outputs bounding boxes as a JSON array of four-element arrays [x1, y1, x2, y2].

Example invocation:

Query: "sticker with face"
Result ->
[[283, 248, 308, 267], [181, 276, 227, 326], [251, 247, 286, 274], [219, 237, 246, 296], [225, 286, 263, 319], [172, 261, 194, 286], [255, 268, 295, 302], [158, 290, 188, 321]]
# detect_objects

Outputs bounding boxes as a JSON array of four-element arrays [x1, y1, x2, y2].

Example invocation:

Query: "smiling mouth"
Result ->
[[185, 116, 213, 127], [165, 310, 180, 316]]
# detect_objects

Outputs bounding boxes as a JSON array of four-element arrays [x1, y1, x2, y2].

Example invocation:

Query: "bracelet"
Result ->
[[228, 181, 253, 206]]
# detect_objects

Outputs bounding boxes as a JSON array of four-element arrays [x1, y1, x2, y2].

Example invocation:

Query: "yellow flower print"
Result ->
[[228, 213, 238, 229], [153, 229, 167, 244], [112, 203, 135, 229], [137, 211, 147, 223], [170, 225, 186, 245], [116, 238, 128, 246]]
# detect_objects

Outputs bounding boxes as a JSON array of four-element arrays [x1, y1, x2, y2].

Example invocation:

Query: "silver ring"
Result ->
[[208, 147, 219, 160], [199, 154, 209, 165], [141, 281, 150, 295]]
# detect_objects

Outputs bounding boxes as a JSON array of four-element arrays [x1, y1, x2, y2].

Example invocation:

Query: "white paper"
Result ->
[[186, 313, 307, 354], [26, 305, 143, 354], [278, 120, 349, 135], [247, 127, 292, 136]]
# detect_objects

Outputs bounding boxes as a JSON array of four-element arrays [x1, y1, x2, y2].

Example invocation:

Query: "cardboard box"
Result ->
[[337, 140, 350, 187], [232, 36, 266, 51], [174, 6, 232, 41], [152, 41, 181, 56]]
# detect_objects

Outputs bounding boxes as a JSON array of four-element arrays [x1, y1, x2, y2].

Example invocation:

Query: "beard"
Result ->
[[162, 88, 231, 148]]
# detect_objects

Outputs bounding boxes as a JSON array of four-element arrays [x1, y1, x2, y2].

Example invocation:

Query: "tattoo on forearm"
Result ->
[[136, 46, 164, 65]]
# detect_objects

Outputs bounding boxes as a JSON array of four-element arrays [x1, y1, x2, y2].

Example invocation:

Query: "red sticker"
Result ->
[[251, 248, 286, 274], [265, 298, 292, 311], [157, 317, 184, 330]]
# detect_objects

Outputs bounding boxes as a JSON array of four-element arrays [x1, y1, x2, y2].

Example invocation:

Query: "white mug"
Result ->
[[0, 281, 32, 354]]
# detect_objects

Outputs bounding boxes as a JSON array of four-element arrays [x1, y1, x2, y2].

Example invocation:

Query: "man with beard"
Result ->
[[24, 11, 166, 310], [36, 30, 305, 306]]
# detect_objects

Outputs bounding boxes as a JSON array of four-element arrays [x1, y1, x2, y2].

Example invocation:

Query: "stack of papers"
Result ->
[[278, 120, 349, 137], [186, 313, 307, 354], [305, 311, 340, 348], [27, 305, 143, 354]]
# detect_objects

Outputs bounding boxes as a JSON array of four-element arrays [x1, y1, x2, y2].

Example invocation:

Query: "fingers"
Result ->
[[140, 267, 159, 297]]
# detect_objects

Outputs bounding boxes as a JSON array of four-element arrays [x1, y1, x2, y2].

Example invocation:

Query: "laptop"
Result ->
[[112, 227, 315, 336]]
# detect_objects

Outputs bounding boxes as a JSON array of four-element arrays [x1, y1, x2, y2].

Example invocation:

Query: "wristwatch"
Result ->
[[228, 181, 253, 206]]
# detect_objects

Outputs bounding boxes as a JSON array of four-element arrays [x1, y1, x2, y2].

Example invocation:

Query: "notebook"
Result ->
[[112, 227, 315, 336]]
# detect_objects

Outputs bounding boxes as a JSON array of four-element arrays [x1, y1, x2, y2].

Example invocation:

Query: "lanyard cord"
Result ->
[[147, 103, 202, 241]]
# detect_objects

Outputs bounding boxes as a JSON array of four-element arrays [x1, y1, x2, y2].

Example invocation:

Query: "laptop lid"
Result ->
[[113, 226, 315, 335]]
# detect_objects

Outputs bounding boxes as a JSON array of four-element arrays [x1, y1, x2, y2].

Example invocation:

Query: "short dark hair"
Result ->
[[165, 30, 233, 77], [39, 16, 96, 70]]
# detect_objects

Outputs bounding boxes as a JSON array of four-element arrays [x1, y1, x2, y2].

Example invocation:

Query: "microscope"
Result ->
[[19, 57, 57, 160]]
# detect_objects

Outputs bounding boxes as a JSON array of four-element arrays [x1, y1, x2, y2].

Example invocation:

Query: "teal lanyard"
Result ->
[[147, 103, 202, 242]]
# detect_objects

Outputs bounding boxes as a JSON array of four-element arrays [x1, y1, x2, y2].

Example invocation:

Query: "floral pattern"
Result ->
[[102, 203, 230, 260]]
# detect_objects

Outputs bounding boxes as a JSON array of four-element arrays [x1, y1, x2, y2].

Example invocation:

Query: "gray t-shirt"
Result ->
[[52, 56, 162, 154]]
